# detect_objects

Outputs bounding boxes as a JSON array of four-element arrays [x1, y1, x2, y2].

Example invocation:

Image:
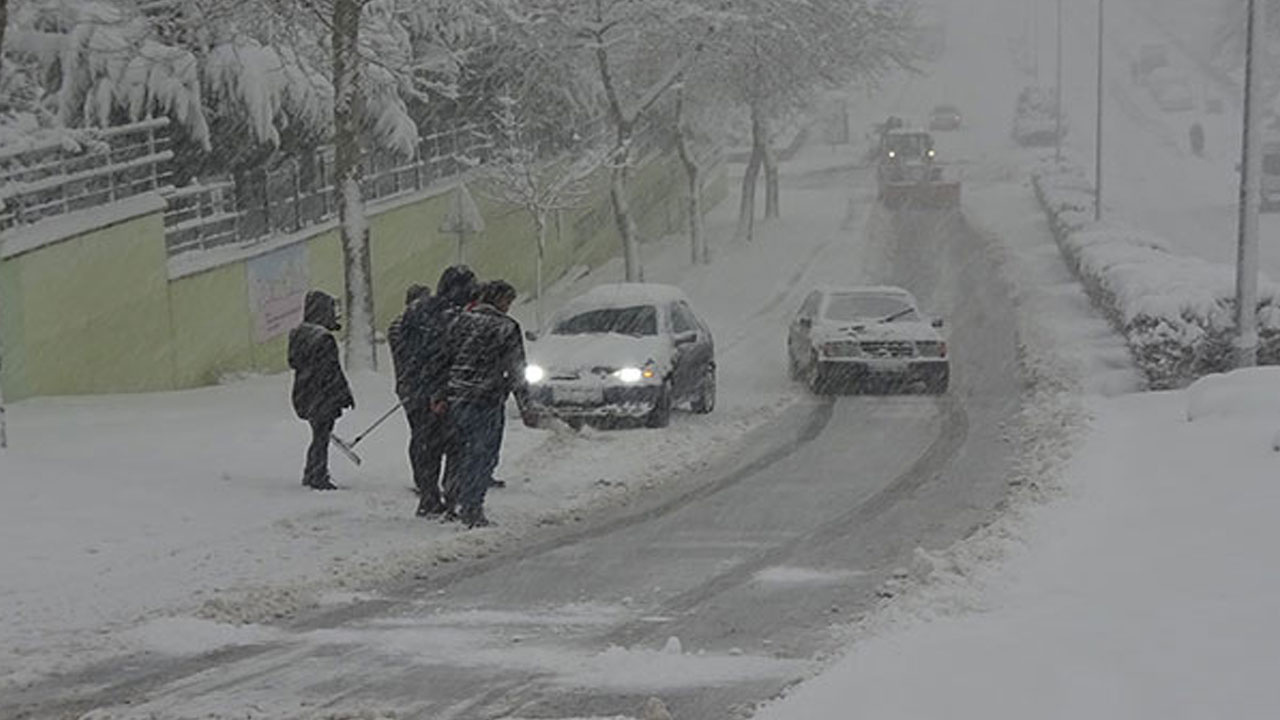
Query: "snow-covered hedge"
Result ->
[[1032, 158, 1280, 388]]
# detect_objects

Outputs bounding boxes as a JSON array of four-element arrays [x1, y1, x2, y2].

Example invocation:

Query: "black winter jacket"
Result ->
[[443, 304, 528, 407], [288, 291, 354, 421], [395, 295, 458, 408]]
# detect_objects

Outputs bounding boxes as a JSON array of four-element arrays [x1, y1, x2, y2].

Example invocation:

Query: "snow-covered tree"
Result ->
[[670, 79, 717, 265], [496, 0, 717, 282], [695, 0, 915, 240], [269, 0, 490, 369], [482, 95, 601, 328]]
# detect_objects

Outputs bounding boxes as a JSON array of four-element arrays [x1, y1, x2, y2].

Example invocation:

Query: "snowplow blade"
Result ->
[[881, 181, 960, 210]]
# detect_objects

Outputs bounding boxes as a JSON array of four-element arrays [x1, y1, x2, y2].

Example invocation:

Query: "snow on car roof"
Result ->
[[560, 283, 690, 313], [816, 284, 915, 299]]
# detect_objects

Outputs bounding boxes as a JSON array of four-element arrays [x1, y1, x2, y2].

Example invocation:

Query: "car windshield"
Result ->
[[551, 305, 659, 336], [824, 294, 919, 322], [886, 134, 931, 156], [933, 106, 958, 115]]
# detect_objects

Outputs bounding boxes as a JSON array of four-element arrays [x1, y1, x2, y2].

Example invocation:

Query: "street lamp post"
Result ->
[[1094, 0, 1104, 222], [1236, 0, 1265, 368], [1055, 0, 1064, 164]]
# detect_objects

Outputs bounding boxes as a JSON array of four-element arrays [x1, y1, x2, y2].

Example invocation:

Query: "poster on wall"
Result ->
[[247, 244, 309, 343]]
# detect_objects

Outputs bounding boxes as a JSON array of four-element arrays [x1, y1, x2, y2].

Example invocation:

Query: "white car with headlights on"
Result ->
[[787, 285, 949, 394], [522, 284, 715, 428]]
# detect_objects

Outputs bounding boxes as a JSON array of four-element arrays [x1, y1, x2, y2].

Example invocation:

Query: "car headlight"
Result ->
[[525, 364, 546, 384], [616, 366, 643, 383], [614, 362, 657, 383], [917, 341, 947, 358]]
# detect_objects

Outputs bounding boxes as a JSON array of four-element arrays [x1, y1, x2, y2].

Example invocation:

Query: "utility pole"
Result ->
[[1094, 0, 1104, 222], [1055, 0, 1064, 163], [1236, 0, 1265, 368], [1033, 0, 1040, 82]]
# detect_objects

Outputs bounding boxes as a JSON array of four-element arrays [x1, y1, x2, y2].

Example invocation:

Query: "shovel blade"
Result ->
[[330, 434, 362, 466]]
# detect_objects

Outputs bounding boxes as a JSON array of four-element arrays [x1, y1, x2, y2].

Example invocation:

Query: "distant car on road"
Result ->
[[787, 285, 949, 394], [522, 284, 715, 429], [1261, 137, 1280, 212], [1147, 68, 1195, 112], [928, 104, 963, 131], [1130, 42, 1169, 83], [875, 126, 961, 209], [1012, 86, 1065, 147]]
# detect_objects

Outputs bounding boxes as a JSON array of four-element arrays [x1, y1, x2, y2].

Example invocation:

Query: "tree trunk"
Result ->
[[675, 88, 706, 264], [534, 211, 546, 331], [609, 156, 643, 282], [763, 142, 780, 219], [333, 0, 376, 371], [0, 0, 8, 77], [736, 102, 767, 241], [593, 26, 643, 282]]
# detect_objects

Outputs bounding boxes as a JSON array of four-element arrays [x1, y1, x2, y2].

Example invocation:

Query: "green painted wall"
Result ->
[[0, 249, 26, 400], [169, 261, 253, 388], [0, 152, 723, 400], [2, 211, 174, 398]]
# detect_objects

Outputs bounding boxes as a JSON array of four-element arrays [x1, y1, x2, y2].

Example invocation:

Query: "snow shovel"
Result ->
[[331, 401, 403, 466]]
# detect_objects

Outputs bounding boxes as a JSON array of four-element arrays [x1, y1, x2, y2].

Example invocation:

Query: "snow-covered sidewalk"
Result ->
[[0, 142, 872, 691]]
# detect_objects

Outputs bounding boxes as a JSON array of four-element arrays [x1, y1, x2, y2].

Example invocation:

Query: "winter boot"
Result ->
[[416, 493, 446, 517], [460, 506, 493, 529], [308, 474, 339, 491]]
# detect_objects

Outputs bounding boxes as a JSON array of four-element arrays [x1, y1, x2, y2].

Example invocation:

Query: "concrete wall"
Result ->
[[0, 151, 725, 401]]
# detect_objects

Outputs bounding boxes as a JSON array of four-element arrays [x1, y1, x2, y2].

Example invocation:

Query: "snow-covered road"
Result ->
[[4, 145, 1028, 717]]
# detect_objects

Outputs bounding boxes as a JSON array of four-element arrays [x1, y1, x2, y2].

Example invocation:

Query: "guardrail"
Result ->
[[164, 122, 499, 256], [0, 118, 173, 232]]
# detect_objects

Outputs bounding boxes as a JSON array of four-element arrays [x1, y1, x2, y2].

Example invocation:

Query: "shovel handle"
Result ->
[[350, 401, 405, 447]]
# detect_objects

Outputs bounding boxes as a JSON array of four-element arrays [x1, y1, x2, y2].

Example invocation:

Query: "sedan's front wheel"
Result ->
[[806, 354, 830, 395], [787, 343, 802, 381], [646, 381, 673, 428], [692, 364, 716, 414]]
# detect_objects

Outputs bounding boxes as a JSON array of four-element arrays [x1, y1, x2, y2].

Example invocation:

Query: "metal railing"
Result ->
[[165, 122, 499, 256], [0, 118, 173, 233]]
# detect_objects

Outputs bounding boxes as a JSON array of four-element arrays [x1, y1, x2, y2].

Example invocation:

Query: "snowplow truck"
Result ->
[[876, 128, 961, 210]]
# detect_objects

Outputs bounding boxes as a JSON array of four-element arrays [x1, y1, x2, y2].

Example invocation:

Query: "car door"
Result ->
[[669, 301, 702, 397], [790, 291, 822, 370]]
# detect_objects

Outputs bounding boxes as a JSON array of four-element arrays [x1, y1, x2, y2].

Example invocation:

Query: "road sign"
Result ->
[[440, 183, 485, 235]]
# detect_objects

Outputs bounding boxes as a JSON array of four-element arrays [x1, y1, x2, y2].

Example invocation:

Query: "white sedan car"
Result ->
[[787, 285, 949, 394], [522, 284, 716, 428]]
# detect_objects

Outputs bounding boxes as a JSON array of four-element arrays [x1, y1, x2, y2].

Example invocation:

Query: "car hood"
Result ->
[[529, 333, 673, 376], [812, 320, 939, 343]]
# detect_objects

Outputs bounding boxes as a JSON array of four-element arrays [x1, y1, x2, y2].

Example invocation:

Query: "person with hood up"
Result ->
[[388, 283, 434, 501], [439, 280, 528, 528], [288, 290, 355, 490], [398, 265, 476, 516]]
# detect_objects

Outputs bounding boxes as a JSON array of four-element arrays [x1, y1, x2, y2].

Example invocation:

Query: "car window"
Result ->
[[552, 305, 658, 336], [885, 134, 932, 157], [823, 294, 919, 322], [800, 292, 822, 318], [672, 303, 698, 334]]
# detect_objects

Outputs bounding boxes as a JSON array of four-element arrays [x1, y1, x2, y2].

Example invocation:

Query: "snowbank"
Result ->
[[1033, 156, 1280, 388], [1185, 367, 1280, 422]]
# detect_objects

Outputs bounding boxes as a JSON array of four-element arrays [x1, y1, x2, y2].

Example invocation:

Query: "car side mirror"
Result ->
[[525, 330, 538, 342], [931, 318, 945, 329], [674, 330, 698, 346]]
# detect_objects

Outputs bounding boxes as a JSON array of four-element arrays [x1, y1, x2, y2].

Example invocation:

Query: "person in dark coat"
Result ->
[[388, 283, 434, 505], [1190, 121, 1205, 157], [399, 265, 476, 516], [439, 280, 528, 528], [288, 290, 355, 490]]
